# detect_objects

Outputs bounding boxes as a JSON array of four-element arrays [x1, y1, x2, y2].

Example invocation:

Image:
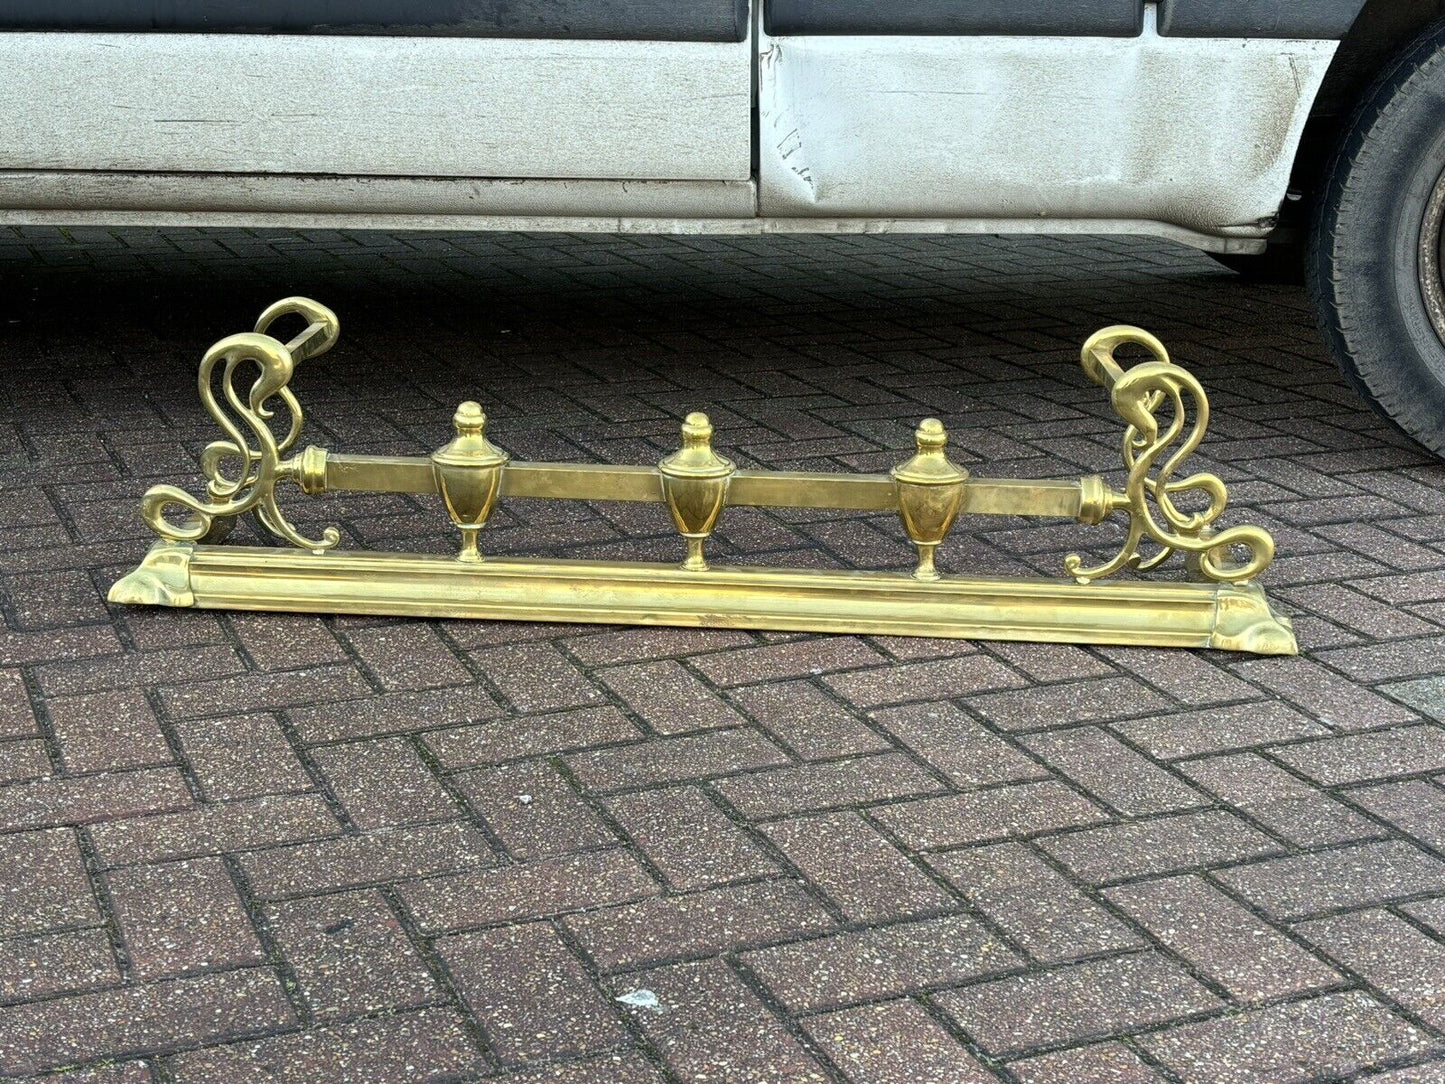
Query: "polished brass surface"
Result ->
[[1068, 326, 1275, 585], [431, 401, 510, 562], [309, 453, 1092, 518], [142, 296, 343, 553], [891, 419, 969, 581], [111, 299, 1297, 655], [658, 412, 736, 571], [111, 541, 1294, 654]]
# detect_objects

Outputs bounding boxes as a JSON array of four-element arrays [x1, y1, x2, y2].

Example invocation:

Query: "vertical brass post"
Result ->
[[1184, 527, 1237, 582], [431, 402, 509, 562], [659, 412, 735, 572], [892, 419, 969, 581]]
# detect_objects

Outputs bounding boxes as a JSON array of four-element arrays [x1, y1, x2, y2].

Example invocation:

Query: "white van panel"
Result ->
[[758, 15, 1336, 232], [0, 33, 753, 181]]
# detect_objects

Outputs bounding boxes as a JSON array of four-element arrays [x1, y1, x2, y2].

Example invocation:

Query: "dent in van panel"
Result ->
[[757, 24, 1336, 234]]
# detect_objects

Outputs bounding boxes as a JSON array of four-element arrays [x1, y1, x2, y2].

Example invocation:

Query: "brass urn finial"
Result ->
[[431, 401, 509, 562], [659, 412, 736, 571], [891, 418, 969, 581]]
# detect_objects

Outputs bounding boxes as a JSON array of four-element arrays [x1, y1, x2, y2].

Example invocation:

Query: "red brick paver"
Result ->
[[0, 226, 1443, 1080]]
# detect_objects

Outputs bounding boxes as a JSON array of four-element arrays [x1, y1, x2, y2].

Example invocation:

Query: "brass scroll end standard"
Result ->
[[1068, 326, 1276, 586], [109, 299, 1297, 655], [138, 296, 344, 553]]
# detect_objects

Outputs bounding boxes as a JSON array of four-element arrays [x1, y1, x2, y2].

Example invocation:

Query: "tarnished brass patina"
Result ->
[[110, 300, 1297, 655]]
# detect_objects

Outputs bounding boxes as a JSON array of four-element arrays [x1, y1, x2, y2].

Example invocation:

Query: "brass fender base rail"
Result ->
[[111, 544, 1296, 655], [108, 298, 1298, 656]]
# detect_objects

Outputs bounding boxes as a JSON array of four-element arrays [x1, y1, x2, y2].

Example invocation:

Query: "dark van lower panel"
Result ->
[[5, 0, 1371, 41], [0, 0, 749, 42], [765, 1, 1143, 37], [766, 0, 1366, 39], [1159, 0, 1369, 38]]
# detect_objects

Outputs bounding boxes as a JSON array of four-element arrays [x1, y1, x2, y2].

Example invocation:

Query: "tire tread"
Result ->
[[1309, 18, 1445, 456]]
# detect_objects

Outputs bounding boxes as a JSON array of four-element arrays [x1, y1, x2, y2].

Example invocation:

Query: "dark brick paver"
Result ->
[[0, 226, 1443, 1080]]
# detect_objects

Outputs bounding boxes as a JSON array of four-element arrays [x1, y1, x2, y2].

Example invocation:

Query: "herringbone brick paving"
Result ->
[[0, 225, 1442, 1082]]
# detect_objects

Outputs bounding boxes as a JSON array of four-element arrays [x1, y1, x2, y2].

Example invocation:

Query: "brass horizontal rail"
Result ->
[[312, 451, 1094, 519]]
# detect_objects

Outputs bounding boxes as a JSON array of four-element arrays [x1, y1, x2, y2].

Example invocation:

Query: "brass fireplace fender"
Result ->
[[109, 298, 1297, 655]]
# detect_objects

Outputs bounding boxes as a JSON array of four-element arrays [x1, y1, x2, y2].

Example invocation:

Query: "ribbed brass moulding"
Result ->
[[109, 299, 1297, 655]]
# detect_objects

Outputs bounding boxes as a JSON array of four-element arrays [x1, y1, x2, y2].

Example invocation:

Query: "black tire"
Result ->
[[1209, 244, 1306, 285], [1310, 18, 1445, 457]]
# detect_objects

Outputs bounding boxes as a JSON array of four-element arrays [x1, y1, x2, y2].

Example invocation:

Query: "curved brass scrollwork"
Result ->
[[139, 298, 342, 553], [1065, 326, 1275, 586]]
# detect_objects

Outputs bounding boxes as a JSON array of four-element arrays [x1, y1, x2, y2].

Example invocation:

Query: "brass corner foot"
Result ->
[[1209, 583, 1299, 655], [108, 543, 196, 609]]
